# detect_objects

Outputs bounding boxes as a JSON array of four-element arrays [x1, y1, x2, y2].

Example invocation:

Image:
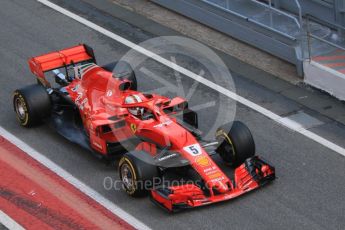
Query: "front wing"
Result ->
[[150, 156, 275, 212]]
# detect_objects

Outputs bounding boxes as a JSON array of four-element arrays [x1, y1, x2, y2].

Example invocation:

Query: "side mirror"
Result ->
[[162, 97, 188, 114], [183, 109, 198, 129]]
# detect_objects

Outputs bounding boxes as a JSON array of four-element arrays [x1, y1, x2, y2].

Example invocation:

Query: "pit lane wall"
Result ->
[[304, 60, 345, 101], [152, 0, 345, 101], [304, 19, 345, 102]]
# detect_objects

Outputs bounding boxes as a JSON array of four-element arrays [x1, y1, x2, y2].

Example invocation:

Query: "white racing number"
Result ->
[[183, 143, 202, 156]]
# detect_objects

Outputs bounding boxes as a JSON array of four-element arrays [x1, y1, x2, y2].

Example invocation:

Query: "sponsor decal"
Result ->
[[207, 172, 223, 179], [157, 153, 177, 162], [72, 84, 80, 92], [75, 92, 88, 111], [76, 98, 88, 111], [210, 177, 225, 183], [195, 156, 211, 167], [153, 120, 172, 128], [204, 166, 217, 173], [75, 92, 83, 101], [106, 90, 113, 97]]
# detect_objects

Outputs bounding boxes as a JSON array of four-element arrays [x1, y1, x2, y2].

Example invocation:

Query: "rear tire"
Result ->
[[13, 84, 51, 127], [216, 121, 255, 167], [118, 151, 158, 197]]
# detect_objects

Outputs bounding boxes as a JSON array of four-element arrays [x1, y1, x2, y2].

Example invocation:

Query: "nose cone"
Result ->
[[214, 181, 230, 193]]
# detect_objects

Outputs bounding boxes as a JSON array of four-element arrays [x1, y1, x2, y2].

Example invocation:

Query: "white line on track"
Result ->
[[35, 0, 345, 157], [0, 127, 151, 230], [0, 210, 25, 230]]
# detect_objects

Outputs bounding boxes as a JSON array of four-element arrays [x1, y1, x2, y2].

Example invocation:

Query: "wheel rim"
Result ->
[[216, 130, 236, 164], [218, 131, 235, 154], [121, 163, 135, 191], [15, 97, 26, 120]]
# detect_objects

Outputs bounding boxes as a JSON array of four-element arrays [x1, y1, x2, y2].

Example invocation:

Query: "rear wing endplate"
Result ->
[[28, 44, 96, 86]]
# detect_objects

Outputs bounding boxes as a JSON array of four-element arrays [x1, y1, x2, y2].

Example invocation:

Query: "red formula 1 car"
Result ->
[[13, 44, 275, 212]]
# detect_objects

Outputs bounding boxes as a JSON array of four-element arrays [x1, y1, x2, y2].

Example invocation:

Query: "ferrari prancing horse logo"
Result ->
[[130, 123, 137, 133]]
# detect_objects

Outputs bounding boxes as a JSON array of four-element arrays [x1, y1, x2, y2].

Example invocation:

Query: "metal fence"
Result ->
[[152, 0, 345, 75], [306, 16, 345, 73], [203, 0, 302, 40]]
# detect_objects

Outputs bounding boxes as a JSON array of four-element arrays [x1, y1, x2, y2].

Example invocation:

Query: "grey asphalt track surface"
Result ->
[[0, 0, 344, 229]]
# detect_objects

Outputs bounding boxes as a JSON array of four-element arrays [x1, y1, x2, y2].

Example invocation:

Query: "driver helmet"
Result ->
[[125, 94, 144, 116]]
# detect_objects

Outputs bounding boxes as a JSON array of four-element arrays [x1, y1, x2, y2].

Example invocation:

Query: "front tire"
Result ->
[[118, 151, 158, 197], [13, 84, 51, 127], [216, 121, 255, 167]]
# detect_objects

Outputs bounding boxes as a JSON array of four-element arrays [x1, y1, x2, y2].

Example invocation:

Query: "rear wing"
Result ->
[[28, 44, 96, 86]]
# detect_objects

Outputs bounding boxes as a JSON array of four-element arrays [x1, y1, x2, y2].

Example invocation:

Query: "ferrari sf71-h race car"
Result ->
[[13, 44, 275, 212]]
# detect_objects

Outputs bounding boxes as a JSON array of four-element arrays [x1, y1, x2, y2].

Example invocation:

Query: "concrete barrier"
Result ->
[[304, 60, 345, 101]]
